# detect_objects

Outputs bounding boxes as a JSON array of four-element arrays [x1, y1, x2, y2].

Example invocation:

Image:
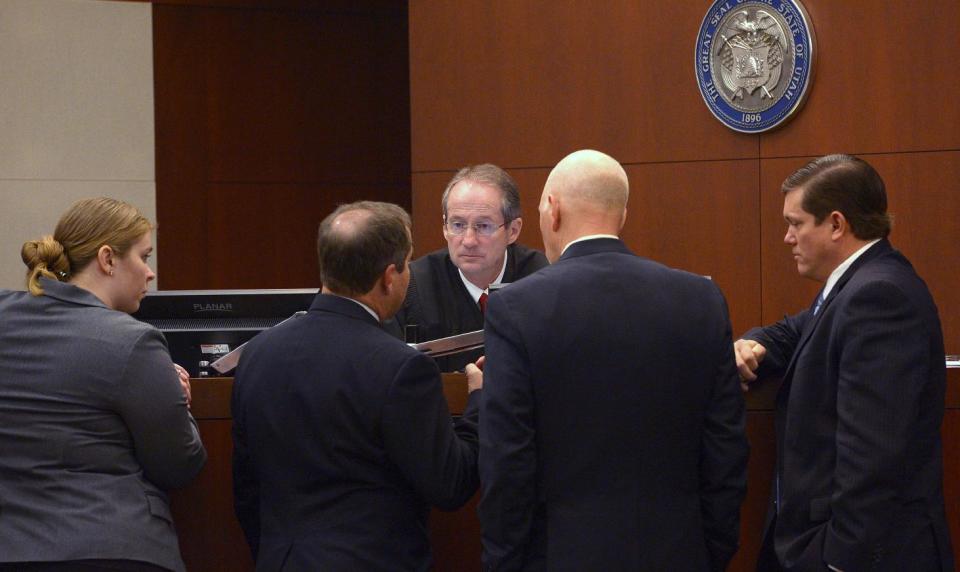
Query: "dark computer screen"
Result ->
[[132, 288, 317, 377]]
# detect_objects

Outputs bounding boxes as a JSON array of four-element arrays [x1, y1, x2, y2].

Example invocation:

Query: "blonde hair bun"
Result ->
[[22, 236, 70, 295]]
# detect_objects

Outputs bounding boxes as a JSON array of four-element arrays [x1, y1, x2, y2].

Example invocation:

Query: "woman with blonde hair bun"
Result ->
[[0, 197, 207, 572]]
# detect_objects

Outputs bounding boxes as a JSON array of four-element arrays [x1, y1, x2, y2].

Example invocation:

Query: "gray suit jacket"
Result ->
[[0, 278, 207, 571]]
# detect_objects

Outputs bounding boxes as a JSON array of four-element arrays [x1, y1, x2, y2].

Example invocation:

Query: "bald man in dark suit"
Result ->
[[479, 150, 749, 571]]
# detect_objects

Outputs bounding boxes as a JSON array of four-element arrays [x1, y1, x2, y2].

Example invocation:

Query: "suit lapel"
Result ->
[[502, 243, 518, 282], [779, 239, 892, 385]]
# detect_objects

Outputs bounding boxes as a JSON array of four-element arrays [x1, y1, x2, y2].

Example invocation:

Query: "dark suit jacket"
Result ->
[[387, 243, 548, 371], [0, 279, 206, 571], [478, 238, 749, 571], [744, 239, 954, 571], [232, 293, 481, 572]]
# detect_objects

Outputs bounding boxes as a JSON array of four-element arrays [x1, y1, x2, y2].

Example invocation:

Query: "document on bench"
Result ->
[[411, 329, 483, 358]]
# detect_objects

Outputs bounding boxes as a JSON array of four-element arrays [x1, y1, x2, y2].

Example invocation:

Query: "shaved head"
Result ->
[[539, 150, 629, 262], [545, 149, 629, 212]]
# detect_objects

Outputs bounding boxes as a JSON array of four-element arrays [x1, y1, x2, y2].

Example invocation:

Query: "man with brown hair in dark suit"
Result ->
[[736, 154, 954, 571], [232, 201, 482, 571]]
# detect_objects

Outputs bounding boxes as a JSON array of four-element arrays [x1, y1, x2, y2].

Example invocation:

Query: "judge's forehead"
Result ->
[[447, 182, 502, 217]]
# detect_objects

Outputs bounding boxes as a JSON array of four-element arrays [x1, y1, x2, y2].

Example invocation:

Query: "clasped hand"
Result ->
[[733, 339, 766, 392]]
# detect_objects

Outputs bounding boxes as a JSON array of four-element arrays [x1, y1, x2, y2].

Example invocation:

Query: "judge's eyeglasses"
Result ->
[[444, 219, 507, 237]]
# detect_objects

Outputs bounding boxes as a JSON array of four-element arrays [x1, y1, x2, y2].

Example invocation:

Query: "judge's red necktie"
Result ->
[[478, 292, 488, 314]]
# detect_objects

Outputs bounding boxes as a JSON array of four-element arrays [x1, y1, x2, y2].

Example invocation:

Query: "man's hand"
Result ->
[[465, 356, 484, 393], [733, 339, 766, 391]]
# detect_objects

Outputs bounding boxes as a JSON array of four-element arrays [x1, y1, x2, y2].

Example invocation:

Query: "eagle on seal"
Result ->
[[717, 10, 784, 100]]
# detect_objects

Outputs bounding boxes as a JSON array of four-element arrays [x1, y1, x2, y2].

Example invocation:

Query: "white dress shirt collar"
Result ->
[[561, 234, 620, 256], [822, 239, 881, 300], [330, 294, 380, 323]]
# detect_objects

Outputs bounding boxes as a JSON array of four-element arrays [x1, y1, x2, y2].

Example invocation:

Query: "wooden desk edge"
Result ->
[[188, 369, 959, 420]]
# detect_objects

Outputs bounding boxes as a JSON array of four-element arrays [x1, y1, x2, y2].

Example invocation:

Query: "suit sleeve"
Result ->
[[742, 310, 808, 379], [823, 280, 933, 570], [381, 351, 479, 510], [699, 292, 749, 571], [231, 368, 260, 560], [478, 293, 538, 571], [116, 328, 207, 490]]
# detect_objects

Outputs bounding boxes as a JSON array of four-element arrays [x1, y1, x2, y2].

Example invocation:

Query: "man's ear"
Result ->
[[506, 217, 522, 245], [549, 194, 561, 232], [829, 211, 847, 239], [380, 263, 399, 294]]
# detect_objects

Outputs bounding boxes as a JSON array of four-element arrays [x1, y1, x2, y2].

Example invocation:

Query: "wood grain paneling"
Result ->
[[729, 411, 777, 572], [409, 0, 758, 172], [170, 419, 254, 572], [760, 1, 960, 158], [154, 6, 211, 288], [622, 160, 762, 337], [203, 182, 407, 288], [430, 493, 481, 572], [154, 3, 410, 289], [759, 152, 960, 351], [877, 151, 960, 353], [202, 7, 409, 186]]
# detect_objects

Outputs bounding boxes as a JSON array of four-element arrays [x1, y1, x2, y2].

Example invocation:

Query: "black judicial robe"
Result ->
[[388, 243, 548, 371]]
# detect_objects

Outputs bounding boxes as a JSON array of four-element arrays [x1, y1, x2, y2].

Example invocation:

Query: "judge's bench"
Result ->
[[171, 370, 960, 571]]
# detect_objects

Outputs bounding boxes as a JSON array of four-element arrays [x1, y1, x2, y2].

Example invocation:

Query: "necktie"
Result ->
[[813, 292, 825, 315], [478, 292, 488, 314]]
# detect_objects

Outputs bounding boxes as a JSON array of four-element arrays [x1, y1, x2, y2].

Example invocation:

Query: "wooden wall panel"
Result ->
[[621, 160, 761, 337], [203, 183, 408, 288], [880, 152, 960, 353], [154, 7, 211, 288], [760, 2, 960, 158], [430, 493, 481, 572], [760, 152, 960, 351], [410, 171, 449, 255], [202, 8, 410, 186], [154, 3, 410, 289], [409, 0, 757, 172], [170, 419, 254, 572], [729, 412, 776, 572]]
